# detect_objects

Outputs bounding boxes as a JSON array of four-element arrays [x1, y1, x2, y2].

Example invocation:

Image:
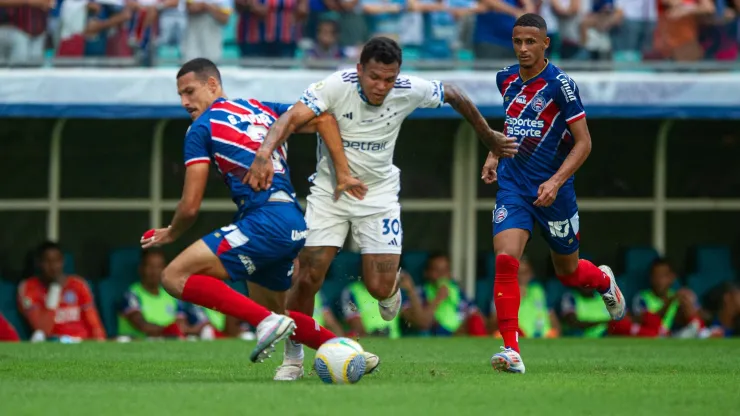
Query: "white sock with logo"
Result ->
[[283, 339, 304, 366]]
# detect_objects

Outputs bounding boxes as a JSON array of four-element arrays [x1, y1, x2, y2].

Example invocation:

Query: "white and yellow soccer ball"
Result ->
[[313, 337, 367, 384]]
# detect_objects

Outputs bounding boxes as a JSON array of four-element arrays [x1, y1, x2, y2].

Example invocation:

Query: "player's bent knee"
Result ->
[[364, 274, 396, 300], [160, 264, 188, 299]]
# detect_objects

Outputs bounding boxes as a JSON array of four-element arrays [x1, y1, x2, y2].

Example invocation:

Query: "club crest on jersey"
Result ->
[[63, 290, 77, 304], [532, 94, 546, 112], [494, 206, 508, 223]]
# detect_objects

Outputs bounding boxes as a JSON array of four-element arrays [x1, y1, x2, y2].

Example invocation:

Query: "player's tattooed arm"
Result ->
[[246, 102, 318, 191], [443, 83, 518, 158]]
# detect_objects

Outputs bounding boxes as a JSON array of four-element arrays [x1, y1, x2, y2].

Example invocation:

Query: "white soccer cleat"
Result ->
[[491, 347, 525, 374], [599, 265, 626, 321], [273, 364, 304, 381], [378, 270, 403, 321], [250, 314, 297, 363], [363, 351, 380, 375]]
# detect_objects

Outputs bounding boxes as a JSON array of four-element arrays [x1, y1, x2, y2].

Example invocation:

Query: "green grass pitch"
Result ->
[[1, 338, 739, 416]]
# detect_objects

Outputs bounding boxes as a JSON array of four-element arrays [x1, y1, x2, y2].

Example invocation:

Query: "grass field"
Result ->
[[1, 338, 739, 416]]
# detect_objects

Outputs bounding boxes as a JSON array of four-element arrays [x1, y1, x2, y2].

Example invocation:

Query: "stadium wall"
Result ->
[[1, 69, 739, 297]]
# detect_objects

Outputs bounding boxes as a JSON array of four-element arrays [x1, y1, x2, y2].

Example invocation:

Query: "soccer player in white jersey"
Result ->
[[246, 36, 518, 381]]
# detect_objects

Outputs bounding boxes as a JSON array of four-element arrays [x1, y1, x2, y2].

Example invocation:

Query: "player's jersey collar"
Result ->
[[519, 59, 550, 84], [357, 83, 382, 107]]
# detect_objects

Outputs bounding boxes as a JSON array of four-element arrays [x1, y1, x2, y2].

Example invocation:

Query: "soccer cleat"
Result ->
[[378, 269, 403, 321], [363, 351, 380, 375], [599, 265, 626, 321], [491, 347, 525, 374], [273, 364, 304, 381], [250, 314, 297, 363]]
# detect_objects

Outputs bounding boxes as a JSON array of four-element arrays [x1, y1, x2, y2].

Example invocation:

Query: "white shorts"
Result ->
[[304, 193, 403, 255]]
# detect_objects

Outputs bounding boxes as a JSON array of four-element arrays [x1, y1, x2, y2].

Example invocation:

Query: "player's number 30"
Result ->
[[382, 219, 400, 236]]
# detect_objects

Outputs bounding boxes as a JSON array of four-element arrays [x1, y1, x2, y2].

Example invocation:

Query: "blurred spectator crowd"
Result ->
[[1, 0, 738, 66], [1, 241, 738, 343]]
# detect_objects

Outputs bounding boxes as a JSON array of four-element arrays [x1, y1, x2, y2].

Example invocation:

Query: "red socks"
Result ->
[[181, 275, 337, 349], [288, 310, 337, 350], [494, 254, 521, 353], [181, 274, 271, 328], [162, 322, 186, 339], [0, 313, 20, 342], [557, 259, 611, 294]]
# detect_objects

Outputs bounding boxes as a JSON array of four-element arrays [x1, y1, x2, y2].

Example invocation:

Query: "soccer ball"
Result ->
[[313, 337, 367, 384]]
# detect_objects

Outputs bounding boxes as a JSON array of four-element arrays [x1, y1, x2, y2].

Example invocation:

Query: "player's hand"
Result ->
[[141, 227, 174, 248], [398, 270, 415, 291], [481, 152, 498, 184], [243, 152, 274, 192], [435, 285, 449, 302], [485, 129, 518, 158], [534, 178, 561, 207], [333, 174, 368, 201], [676, 288, 697, 307]]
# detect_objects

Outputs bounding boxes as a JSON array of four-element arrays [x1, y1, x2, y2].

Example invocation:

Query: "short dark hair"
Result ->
[[360, 37, 402, 67], [36, 241, 62, 260], [177, 58, 221, 83], [649, 257, 672, 274], [425, 251, 449, 271], [317, 19, 339, 32], [514, 13, 548, 32], [704, 281, 739, 313]]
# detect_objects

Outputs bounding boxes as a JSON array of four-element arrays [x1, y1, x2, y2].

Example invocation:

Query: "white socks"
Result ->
[[283, 339, 304, 366]]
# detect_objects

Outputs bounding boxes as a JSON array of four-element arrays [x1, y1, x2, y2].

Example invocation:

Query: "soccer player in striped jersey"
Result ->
[[141, 58, 372, 370], [481, 14, 627, 374]]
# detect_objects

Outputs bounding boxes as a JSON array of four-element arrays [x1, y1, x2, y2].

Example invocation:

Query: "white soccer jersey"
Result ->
[[299, 70, 445, 205]]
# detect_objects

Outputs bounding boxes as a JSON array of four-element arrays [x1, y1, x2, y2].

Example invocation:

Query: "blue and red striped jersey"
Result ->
[[495, 62, 586, 197], [183, 98, 294, 213]]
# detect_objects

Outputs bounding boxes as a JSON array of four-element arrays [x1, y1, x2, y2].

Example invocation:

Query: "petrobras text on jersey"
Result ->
[[343, 140, 388, 152], [505, 117, 545, 138]]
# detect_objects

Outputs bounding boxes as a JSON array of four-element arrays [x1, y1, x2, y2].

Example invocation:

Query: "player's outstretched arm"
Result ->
[[143, 163, 209, 248], [534, 118, 591, 207], [443, 83, 518, 158], [246, 101, 318, 191]]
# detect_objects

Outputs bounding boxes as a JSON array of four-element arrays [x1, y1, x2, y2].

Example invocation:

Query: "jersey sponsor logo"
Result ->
[[291, 229, 308, 241], [494, 206, 508, 223], [54, 306, 81, 324], [532, 94, 547, 112], [343, 140, 388, 152], [343, 112, 353, 120], [515, 95, 527, 104], [548, 220, 571, 238], [505, 116, 545, 138], [63, 290, 77, 304], [238, 254, 257, 275], [226, 113, 273, 128], [556, 74, 576, 103]]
